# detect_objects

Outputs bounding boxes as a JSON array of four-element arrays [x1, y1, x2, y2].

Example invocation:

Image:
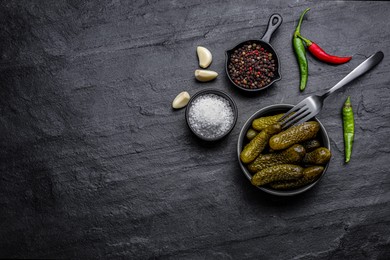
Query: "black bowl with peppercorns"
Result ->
[[226, 14, 282, 92]]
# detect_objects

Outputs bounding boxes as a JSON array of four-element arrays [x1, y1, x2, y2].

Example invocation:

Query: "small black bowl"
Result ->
[[185, 89, 238, 141], [225, 14, 282, 92], [237, 104, 331, 196]]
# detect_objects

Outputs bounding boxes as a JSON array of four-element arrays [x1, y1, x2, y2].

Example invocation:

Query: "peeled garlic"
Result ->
[[195, 69, 218, 82], [197, 46, 213, 68], [172, 91, 190, 109]]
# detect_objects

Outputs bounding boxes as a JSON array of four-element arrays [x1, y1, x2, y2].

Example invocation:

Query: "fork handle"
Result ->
[[322, 51, 384, 99]]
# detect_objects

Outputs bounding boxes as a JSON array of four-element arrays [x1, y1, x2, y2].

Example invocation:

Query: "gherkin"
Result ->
[[270, 166, 324, 190], [303, 147, 332, 165], [248, 144, 306, 173], [240, 123, 281, 164], [251, 164, 304, 186], [301, 139, 321, 152], [246, 128, 258, 140], [252, 114, 284, 131], [269, 121, 320, 150]]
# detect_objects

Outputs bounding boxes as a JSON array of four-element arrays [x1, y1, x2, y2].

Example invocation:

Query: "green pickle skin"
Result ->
[[269, 121, 320, 150], [270, 166, 324, 190], [252, 114, 284, 131], [303, 147, 332, 165], [251, 164, 304, 186], [240, 124, 282, 164], [301, 139, 321, 152], [248, 144, 306, 173], [246, 128, 258, 140]]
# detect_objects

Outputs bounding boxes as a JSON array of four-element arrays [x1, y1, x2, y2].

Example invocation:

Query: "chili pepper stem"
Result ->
[[294, 8, 310, 37], [297, 34, 312, 46]]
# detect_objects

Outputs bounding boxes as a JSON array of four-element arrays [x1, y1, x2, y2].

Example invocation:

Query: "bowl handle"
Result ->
[[261, 14, 283, 43]]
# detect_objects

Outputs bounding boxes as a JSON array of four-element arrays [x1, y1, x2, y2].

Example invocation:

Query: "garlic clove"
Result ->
[[195, 69, 218, 82], [197, 46, 212, 68], [172, 91, 190, 109]]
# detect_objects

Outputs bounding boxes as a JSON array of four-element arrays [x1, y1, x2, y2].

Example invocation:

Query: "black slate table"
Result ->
[[1, 0, 390, 259]]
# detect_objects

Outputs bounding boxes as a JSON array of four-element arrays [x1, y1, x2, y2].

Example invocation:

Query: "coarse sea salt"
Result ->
[[188, 94, 234, 139]]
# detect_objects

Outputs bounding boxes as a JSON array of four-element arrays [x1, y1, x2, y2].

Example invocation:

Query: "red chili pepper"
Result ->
[[298, 34, 352, 65]]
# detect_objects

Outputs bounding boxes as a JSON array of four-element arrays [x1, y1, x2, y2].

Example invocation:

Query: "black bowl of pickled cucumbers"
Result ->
[[237, 104, 331, 196]]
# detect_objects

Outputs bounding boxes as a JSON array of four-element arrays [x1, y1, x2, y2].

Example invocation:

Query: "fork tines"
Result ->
[[279, 103, 311, 129]]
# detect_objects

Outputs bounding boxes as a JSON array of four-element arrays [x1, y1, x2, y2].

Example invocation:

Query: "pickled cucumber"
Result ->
[[252, 114, 284, 131], [301, 139, 321, 152], [248, 144, 306, 173], [251, 164, 304, 186], [269, 121, 320, 151], [270, 166, 324, 190], [240, 124, 281, 164], [246, 128, 258, 140], [303, 147, 331, 165]]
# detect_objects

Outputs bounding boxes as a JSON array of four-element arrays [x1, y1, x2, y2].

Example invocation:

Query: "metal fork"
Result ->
[[279, 51, 384, 129]]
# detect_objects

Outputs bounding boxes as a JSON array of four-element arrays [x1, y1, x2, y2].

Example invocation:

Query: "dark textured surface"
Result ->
[[1, 0, 390, 259]]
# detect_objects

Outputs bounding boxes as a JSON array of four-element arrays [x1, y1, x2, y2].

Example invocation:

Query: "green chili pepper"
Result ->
[[343, 96, 354, 163], [293, 8, 310, 91]]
